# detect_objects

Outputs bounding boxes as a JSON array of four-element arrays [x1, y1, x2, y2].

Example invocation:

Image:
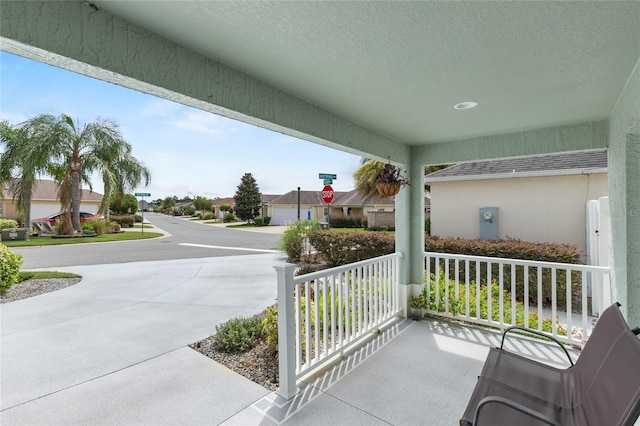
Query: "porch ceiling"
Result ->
[[90, 1, 639, 145]]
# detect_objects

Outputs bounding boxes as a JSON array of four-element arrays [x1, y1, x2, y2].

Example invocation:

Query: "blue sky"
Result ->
[[0, 52, 361, 201]]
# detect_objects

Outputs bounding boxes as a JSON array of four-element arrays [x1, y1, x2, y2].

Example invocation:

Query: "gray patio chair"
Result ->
[[460, 302, 640, 426]]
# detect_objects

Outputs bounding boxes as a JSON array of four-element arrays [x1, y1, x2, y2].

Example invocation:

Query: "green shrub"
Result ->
[[183, 206, 196, 216], [254, 216, 264, 226], [424, 236, 583, 309], [201, 211, 213, 220], [106, 221, 121, 233], [0, 244, 23, 291], [425, 218, 431, 235], [413, 269, 568, 335], [262, 305, 279, 354], [308, 230, 395, 267], [213, 315, 264, 353], [82, 218, 107, 235], [0, 219, 19, 230], [329, 215, 364, 228], [134, 214, 143, 223], [263, 216, 271, 225], [223, 213, 235, 223], [279, 220, 322, 262], [110, 215, 135, 228]]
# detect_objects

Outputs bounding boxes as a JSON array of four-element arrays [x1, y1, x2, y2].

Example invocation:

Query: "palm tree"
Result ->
[[353, 158, 452, 198], [353, 158, 386, 198], [0, 117, 56, 232], [26, 114, 151, 234]]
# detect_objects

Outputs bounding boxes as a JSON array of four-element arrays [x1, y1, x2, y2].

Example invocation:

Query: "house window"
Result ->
[[0, 203, 3, 216]]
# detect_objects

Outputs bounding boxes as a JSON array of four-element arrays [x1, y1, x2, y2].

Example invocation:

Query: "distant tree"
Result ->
[[0, 118, 54, 230], [220, 203, 231, 212], [193, 196, 213, 212], [160, 196, 177, 214], [233, 173, 262, 222], [109, 193, 138, 215]]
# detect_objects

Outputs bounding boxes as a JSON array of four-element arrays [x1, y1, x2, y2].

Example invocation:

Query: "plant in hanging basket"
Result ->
[[375, 164, 410, 197]]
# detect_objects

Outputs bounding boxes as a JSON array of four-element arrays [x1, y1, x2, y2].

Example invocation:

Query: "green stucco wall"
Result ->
[[609, 58, 640, 325]]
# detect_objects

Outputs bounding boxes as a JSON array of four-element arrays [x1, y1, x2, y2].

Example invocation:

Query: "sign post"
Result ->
[[318, 174, 336, 229], [134, 192, 151, 235]]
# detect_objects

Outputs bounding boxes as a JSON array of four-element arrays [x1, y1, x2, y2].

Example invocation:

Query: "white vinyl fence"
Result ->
[[421, 252, 611, 346], [275, 253, 402, 399]]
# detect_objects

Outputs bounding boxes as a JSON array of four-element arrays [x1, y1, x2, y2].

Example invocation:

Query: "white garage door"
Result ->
[[271, 207, 298, 225]]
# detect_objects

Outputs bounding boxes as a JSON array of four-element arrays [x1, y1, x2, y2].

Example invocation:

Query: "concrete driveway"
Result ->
[[0, 253, 285, 425]]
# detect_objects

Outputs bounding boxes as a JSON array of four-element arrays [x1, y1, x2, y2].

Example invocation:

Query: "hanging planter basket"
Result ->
[[376, 182, 402, 197]]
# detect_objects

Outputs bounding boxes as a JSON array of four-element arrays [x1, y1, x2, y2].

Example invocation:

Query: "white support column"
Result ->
[[274, 264, 298, 399]]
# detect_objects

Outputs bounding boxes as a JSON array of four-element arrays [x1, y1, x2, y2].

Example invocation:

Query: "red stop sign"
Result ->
[[321, 185, 334, 204]]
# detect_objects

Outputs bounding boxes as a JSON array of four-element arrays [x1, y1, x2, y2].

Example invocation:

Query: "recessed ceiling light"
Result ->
[[454, 101, 478, 110]]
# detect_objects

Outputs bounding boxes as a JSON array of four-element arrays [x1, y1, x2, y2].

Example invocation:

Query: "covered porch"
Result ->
[[2, 2, 640, 422]]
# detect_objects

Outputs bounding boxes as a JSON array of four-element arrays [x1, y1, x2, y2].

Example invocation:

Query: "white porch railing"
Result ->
[[421, 252, 611, 346], [275, 252, 402, 399]]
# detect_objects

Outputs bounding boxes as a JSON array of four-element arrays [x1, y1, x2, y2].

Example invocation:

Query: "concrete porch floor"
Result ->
[[224, 317, 580, 426]]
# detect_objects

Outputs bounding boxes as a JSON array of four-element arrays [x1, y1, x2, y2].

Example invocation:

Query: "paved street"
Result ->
[[14, 213, 283, 269]]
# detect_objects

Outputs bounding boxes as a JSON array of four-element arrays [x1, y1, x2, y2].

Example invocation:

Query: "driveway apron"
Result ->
[[0, 253, 284, 425]]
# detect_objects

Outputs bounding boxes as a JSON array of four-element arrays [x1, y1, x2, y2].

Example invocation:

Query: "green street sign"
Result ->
[[323, 178, 333, 185], [319, 173, 337, 179], [135, 193, 151, 197]]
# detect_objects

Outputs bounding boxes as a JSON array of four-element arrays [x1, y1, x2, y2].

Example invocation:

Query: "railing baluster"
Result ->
[[565, 269, 572, 342], [445, 257, 450, 314], [465, 259, 470, 319], [537, 266, 543, 332], [511, 263, 516, 327], [498, 261, 504, 327], [475, 260, 481, 322], [524, 266, 529, 328], [551, 268, 557, 337], [487, 261, 492, 324]]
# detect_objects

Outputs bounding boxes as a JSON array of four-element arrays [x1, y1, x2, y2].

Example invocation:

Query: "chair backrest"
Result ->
[[574, 303, 640, 425]]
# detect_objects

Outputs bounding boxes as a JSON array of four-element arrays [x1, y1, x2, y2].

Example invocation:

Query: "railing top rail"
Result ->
[[424, 251, 610, 273], [293, 252, 403, 284]]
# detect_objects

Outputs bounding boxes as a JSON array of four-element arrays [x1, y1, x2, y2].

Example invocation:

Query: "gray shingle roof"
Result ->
[[425, 150, 607, 181]]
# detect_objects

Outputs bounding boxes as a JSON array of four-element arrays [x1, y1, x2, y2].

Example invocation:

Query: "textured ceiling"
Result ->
[[95, 1, 640, 145]]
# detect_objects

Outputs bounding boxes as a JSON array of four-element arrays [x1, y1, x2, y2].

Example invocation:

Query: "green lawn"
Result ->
[[18, 271, 81, 281], [2, 231, 163, 247], [225, 223, 258, 228]]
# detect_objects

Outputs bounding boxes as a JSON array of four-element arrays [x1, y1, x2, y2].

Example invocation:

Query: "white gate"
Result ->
[[586, 196, 611, 316]]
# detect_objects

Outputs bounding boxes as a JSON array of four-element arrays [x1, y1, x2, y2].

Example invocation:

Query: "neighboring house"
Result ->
[[424, 150, 608, 257], [0, 179, 103, 222], [264, 189, 394, 225], [211, 194, 279, 219]]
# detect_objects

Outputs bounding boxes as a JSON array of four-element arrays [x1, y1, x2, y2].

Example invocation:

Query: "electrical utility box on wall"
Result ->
[[479, 207, 499, 240]]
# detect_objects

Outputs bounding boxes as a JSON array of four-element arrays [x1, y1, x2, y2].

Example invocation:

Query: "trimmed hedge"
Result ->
[[424, 236, 583, 310], [308, 230, 395, 267], [329, 215, 364, 229], [110, 215, 135, 228]]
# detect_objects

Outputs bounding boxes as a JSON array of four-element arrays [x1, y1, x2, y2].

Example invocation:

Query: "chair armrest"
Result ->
[[473, 396, 561, 426], [501, 326, 574, 367]]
